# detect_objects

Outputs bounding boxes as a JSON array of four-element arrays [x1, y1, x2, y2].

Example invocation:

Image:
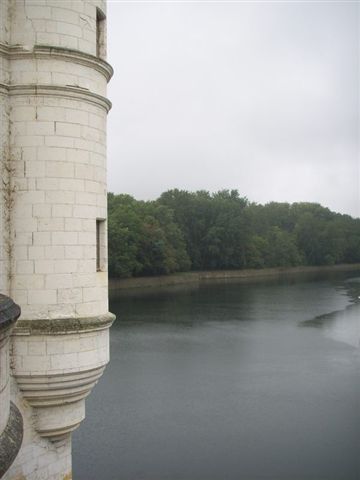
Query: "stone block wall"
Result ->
[[10, 90, 110, 320], [0, 0, 10, 296], [10, 0, 106, 58]]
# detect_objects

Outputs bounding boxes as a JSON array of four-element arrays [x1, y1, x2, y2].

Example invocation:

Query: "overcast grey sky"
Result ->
[[107, 0, 359, 217]]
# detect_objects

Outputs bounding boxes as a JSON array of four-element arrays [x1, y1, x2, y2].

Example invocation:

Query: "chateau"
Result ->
[[0, 1, 114, 478]]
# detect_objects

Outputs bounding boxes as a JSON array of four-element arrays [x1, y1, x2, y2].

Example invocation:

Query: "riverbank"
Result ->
[[109, 263, 360, 292]]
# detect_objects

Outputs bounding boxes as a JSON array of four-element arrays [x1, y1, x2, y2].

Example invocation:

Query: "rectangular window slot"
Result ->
[[96, 219, 106, 272], [96, 8, 106, 59]]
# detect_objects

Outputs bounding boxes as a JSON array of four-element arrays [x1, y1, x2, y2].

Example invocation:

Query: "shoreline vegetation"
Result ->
[[109, 263, 360, 291], [108, 190, 360, 283]]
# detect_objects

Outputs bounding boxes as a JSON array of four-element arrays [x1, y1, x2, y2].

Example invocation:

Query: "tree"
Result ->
[[108, 193, 190, 277], [264, 227, 302, 267]]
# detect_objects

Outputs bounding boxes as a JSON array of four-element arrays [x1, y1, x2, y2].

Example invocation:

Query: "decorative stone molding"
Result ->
[[0, 43, 114, 82], [1, 83, 112, 112], [14, 313, 115, 336], [15, 366, 106, 407], [16, 366, 105, 443]]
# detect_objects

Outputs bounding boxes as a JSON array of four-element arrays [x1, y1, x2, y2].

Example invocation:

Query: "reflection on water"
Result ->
[[303, 304, 360, 348], [302, 276, 360, 348], [73, 270, 360, 480]]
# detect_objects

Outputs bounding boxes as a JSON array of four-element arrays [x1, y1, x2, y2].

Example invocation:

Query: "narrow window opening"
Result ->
[[96, 219, 106, 271], [96, 8, 106, 59]]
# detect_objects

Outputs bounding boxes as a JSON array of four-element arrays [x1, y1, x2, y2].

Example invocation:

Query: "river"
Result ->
[[73, 271, 360, 480]]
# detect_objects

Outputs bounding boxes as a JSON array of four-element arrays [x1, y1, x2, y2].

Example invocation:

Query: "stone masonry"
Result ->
[[0, 1, 114, 478]]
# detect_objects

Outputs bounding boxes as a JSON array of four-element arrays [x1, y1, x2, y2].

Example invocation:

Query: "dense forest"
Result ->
[[108, 190, 360, 278]]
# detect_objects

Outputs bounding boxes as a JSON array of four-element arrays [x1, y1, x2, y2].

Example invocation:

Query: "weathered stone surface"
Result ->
[[0, 296, 21, 450], [0, 296, 21, 333], [14, 313, 115, 335], [0, 403, 23, 478]]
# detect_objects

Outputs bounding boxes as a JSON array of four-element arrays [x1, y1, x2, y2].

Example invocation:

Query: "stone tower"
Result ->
[[0, 1, 114, 478]]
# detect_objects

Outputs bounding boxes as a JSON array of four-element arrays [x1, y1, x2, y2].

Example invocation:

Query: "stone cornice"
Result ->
[[0, 43, 113, 82], [0, 83, 112, 112], [13, 312, 115, 335]]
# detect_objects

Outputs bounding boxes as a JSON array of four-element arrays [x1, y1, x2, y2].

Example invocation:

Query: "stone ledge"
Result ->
[[1, 83, 112, 112], [0, 43, 113, 82], [13, 312, 115, 336], [0, 402, 23, 478]]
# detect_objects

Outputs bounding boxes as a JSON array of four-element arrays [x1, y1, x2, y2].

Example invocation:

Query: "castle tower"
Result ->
[[0, 1, 114, 478]]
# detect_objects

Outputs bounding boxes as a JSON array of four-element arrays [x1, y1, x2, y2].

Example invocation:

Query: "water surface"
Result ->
[[73, 271, 360, 480]]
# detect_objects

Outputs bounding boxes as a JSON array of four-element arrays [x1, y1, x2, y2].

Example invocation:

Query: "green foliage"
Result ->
[[264, 227, 303, 267], [246, 235, 268, 268], [108, 193, 190, 277], [108, 191, 360, 278], [159, 189, 249, 270]]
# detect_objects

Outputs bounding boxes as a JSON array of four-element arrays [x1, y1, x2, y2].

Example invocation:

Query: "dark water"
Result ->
[[73, 272, 360, 480]]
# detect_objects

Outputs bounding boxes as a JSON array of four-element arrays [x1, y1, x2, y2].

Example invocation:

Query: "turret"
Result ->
[[0, 1, 114, 478]]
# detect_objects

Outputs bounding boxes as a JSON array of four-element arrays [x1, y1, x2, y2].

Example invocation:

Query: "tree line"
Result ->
[[108, 190, 360, 278]]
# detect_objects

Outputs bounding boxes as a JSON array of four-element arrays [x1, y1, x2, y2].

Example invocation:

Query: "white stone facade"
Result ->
[[0, 1, 114, 478]]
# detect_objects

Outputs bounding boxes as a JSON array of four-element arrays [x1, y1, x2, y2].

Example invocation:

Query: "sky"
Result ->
[[106, 0, 359, 218]]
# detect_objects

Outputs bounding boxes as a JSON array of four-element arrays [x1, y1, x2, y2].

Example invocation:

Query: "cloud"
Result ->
[[107, 1, 359, 217]]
